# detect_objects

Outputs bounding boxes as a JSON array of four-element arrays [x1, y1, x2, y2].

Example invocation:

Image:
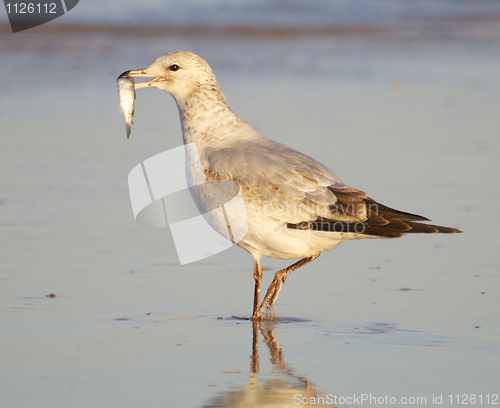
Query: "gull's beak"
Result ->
[[117, 69, 165, 89]]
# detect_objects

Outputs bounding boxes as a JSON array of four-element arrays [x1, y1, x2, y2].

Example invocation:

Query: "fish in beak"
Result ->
[[116, 75, 135, 139], [116, 68, 169, 138]]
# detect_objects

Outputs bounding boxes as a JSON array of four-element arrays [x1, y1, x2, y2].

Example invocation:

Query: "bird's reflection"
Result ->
[[203, 319, 335, 407]]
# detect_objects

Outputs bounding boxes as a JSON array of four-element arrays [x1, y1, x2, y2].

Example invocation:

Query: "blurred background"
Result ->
[[1, 1, 499, 407]]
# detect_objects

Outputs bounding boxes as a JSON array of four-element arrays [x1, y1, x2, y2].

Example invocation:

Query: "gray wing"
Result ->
[[203, 138, 462, 237], [203, 139, 368, 224]]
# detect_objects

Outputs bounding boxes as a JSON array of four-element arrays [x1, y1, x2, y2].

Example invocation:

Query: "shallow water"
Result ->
[[1, 3, 499, 407]]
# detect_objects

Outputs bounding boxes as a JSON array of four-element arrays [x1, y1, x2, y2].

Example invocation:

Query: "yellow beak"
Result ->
[[117, 69, 165, 89]]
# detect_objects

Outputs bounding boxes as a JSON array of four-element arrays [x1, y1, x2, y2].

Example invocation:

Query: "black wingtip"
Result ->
[[364, 197, 431, 222]]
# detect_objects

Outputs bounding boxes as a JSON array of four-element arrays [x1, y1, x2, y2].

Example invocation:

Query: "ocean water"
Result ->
[[1, 1, 499, 407]]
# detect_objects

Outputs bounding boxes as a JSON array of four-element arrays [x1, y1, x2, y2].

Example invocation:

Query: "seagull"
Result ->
[[118, 51, 462, 320]]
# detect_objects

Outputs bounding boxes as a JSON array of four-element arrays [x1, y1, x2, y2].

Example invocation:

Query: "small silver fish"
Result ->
[[117, 77, 136, 138]]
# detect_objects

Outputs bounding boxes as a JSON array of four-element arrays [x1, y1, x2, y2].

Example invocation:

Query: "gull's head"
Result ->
[[118, 51, 224, 102]]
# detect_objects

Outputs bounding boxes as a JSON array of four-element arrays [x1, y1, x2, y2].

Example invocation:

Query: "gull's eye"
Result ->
[[169, 64, 180, 72]]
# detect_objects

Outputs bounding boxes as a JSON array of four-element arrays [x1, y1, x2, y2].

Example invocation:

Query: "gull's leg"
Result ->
[[260, 253, 321, 313], [251, 257, 263, 320]]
